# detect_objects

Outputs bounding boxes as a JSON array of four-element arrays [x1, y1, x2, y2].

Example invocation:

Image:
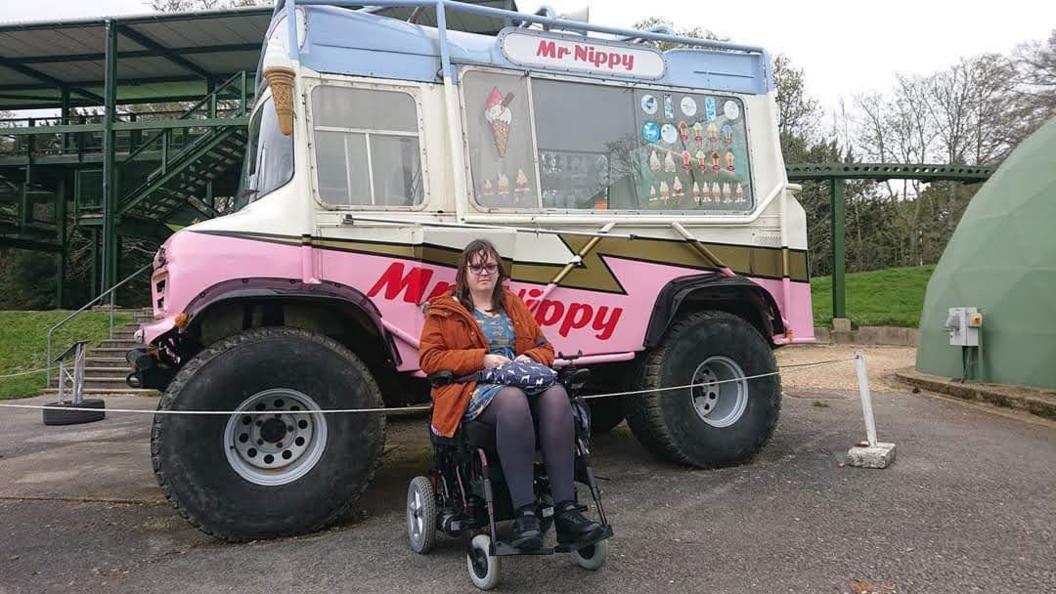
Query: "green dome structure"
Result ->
[[916, 119, 1056, 388]]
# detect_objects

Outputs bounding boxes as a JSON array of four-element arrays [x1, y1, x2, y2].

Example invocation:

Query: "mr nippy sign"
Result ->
[[499, 29, 667, 79]]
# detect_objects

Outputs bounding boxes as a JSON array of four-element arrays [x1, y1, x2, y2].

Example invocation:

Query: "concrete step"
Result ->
[[85, 357, 131, 369], [97, 339, 141, 350], [90, 348, 137, 356], [49, 377, 133, 390], [40, 388, 159, 397]]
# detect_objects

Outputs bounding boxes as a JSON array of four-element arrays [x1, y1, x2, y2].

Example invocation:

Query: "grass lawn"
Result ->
[[0, 310, 132, 400], [811, 265, 934, 328]]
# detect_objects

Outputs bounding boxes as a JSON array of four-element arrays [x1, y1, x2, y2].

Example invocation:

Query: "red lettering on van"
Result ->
[[367, 262, 433, 303]]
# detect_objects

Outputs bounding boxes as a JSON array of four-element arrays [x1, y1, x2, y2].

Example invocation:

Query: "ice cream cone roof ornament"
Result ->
[[484, 86, 514, 158]]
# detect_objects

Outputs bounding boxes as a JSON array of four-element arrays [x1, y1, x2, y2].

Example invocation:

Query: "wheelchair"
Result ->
[[405, 356, 614, 590]]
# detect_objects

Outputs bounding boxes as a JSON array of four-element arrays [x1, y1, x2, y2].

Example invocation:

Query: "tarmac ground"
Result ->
[[1, 346, 1053, 594]]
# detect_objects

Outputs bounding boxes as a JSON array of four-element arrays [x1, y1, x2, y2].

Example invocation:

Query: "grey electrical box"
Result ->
[[944, 307, 982, 347]]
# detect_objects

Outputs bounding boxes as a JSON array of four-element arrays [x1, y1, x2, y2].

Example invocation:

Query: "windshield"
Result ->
[[236, 96, 294, 210]]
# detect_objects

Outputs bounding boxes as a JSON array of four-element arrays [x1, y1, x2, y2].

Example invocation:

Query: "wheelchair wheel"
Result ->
[[406, 476, 437, 554], [571, 538, 607, 571], [466, 534, 502, 590]]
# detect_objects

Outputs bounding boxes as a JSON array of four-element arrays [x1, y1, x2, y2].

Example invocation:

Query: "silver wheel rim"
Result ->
[[407, 485, 425, 545], [223, 388, 327, 486], [690, 356, 748, 427]]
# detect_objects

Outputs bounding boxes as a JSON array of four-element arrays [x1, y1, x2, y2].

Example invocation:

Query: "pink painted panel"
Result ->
[[145, 231, 815, 365]]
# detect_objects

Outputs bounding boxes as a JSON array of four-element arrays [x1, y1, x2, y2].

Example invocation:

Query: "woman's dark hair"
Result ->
[[454, 239, 507, 313]]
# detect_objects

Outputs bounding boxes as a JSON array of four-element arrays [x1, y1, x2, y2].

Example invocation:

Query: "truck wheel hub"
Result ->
[[224, 388, 328, 486], [690, 356, 748, 428]]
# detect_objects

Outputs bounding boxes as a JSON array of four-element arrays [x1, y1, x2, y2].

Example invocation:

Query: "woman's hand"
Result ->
[[483, 354, 511, 369], [514, 354, 534, 363]]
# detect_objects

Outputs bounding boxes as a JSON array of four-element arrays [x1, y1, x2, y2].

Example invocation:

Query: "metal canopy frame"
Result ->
[[786, 162, 996, 322], [0, 1, 519, 304]]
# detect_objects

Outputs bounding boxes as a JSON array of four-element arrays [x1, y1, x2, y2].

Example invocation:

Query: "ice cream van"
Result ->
[[130, 0, 815, 539]]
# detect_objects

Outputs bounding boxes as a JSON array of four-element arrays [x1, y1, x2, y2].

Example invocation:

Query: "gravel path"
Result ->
[[776, 344, 917, 392]]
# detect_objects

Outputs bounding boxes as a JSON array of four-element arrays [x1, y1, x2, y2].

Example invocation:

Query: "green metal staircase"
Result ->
[[0, 171, 61, 251], [75, 71, 252, 235]]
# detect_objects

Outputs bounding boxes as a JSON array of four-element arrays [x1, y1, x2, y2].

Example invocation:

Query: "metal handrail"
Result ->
[[45, 263, 152, 385], [119, 71, 248, 167]]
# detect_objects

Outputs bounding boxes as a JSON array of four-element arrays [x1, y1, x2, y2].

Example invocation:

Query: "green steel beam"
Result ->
[[13, 43, 261, 65], [116, 25, 213, 79], [113, 117, 249, 131], [0, 118, 245, 136], [787, 162, 994, 184], [830, 178, 846, 320], [101, 19, 118, 292], [0, 236, 61, 252], [0, 7, 273, 34], [0, 56, 105, 104], [56, 175, 67, 307]]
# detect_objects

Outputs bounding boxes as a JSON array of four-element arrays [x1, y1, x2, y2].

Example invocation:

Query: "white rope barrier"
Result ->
[[0, 358, 853, 417], [0, 366, 51, 380]]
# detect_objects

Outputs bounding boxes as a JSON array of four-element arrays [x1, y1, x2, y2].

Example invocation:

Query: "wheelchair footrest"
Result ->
[[493, 540, 555, 557], [553, 525, 614, 554]]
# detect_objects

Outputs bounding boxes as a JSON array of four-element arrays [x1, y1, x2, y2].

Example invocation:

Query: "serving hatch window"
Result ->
[[311, 86, 424, 208], [462, 69, 754, 212]]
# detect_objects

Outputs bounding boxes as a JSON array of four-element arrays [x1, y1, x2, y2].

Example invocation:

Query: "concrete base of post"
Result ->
[[846, 442, 897, 469]]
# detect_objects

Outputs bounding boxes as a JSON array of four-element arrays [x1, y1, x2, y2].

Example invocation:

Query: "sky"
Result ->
[[2, 0, 1054, 115]]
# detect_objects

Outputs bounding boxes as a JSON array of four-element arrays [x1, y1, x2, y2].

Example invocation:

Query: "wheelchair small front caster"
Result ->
[[571, 539, 607, 570], [466, 534, 502, 590]]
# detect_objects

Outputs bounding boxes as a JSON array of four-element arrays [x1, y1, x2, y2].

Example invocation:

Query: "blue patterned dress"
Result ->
[[463, 308, 516, 422]]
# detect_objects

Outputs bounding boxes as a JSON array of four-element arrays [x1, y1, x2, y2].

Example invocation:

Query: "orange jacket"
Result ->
[[419, 288, 555, 437]]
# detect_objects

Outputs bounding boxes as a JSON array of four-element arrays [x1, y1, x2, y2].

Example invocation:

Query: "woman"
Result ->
[[419, 239, 604, 550]]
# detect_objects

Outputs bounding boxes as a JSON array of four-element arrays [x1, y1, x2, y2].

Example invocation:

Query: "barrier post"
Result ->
[[847, 350, 896, 468]]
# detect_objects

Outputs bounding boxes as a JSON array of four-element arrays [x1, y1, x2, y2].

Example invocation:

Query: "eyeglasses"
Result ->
[[468, 263, 499, 276]]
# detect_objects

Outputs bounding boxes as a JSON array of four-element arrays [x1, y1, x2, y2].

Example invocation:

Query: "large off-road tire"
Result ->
[[624, 311, 780, 468], [151, 327, 385, 541]]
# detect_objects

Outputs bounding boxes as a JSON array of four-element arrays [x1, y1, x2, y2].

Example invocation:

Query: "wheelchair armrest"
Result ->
[[427, 370, 455, 386], [559, 367, 591, 395]]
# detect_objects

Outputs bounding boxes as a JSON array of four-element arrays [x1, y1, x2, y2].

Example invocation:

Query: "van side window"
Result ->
[[311, 86, 424, 207], [462, 71, 538, 209], [531, 79, 639, 210], [529, 79, 754, 211]]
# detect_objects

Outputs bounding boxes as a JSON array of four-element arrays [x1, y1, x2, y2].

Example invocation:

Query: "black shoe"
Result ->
[[554, 500, 605, 545], [511, 505, 542, 550]]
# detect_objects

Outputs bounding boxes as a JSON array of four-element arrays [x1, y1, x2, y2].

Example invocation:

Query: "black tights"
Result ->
[[474, 384, 575, 511]]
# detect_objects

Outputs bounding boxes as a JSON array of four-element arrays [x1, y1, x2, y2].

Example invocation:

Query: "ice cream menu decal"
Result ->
[[476, 84, 532, 204], [637, 92, 752, 210]]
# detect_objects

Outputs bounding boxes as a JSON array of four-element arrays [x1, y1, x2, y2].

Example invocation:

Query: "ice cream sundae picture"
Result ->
[[649, 150, 661, 172], [681, 150, 692, 172], [484, 87, 514, 158], [659, 181, 670, 200], [693, 121, 704, 144], [722, 182, 732, 203], [678, 121, 689, 142], [695, 149, 707, 172], [711, 151, 721, 173], [515, 169, 530, 194], [672, 177, 684, 199], [663, 152, 676, 173], [725, 151, 736, 172]]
